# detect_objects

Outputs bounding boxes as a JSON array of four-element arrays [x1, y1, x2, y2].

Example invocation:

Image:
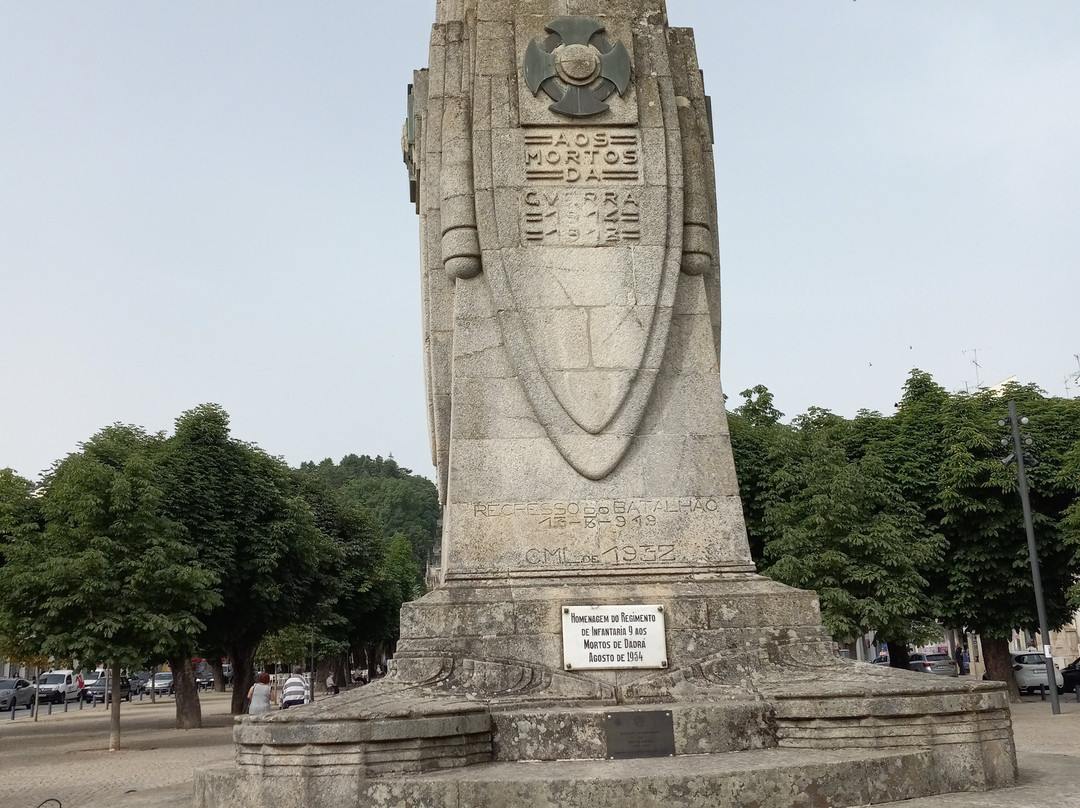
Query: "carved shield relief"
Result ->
[[471, 16, 684, 480]]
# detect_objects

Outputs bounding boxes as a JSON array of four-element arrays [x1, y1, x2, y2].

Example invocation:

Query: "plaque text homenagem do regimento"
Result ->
[[562, 604, 667, 670]]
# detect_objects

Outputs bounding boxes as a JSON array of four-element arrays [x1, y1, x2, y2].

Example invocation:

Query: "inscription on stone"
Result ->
[[522, 189, 640, 245], [524, 544, 675, 567], [603, 710, 676, 759], [520, 128, 641, 247], [524, 129, 640, 183], [473, 498, 719, 522], [562, 604, 668, 670], [470, 498, 721, 568]]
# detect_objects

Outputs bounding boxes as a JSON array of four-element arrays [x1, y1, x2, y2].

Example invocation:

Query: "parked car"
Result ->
[[146, 671, 175, 696], [1061, 657, 1080, 694], [0, 678, 35, 711], [83, 675, 133, 703], [982, 652, 1065, 693], [37, 670, 83, 703], [1010, 652, 1064, 693], [907, 653, 959, 677], [130, 672, 154, 695]]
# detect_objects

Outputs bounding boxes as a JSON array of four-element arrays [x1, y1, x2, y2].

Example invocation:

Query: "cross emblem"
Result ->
[[523, 17, 631, 118]]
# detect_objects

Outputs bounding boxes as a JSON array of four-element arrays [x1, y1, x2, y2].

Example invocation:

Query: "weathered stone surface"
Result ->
[[197, 747, 951, 808], [194, 1, 1019, 805]]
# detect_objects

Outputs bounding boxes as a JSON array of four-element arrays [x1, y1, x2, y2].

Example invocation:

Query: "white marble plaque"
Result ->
[[562, 604, 667, 670]]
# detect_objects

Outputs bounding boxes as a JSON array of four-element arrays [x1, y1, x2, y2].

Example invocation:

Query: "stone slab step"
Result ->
[[361, 746, 943, 808]]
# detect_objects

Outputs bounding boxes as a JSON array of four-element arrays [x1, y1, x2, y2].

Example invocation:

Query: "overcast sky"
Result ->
[[2, 1, 1077, 483]]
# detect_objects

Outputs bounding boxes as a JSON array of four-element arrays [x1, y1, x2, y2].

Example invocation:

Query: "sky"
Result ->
[[2, 1, 1077, 483]]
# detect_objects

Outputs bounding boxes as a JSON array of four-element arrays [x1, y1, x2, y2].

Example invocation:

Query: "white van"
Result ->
[[37, 669, 83, 704]]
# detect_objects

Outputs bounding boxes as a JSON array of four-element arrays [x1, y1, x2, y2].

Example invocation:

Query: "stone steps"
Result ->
[[360, 746, 944, 808]]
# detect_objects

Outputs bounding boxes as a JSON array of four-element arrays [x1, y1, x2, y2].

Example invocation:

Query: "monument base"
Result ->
[[196, 746, 999, 808], [194, 575, 1016, 807]]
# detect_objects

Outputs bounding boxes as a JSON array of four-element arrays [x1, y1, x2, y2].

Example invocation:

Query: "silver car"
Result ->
[[0, 678, 34, 711], [908, 652, 959, 677], [1011, 652, 1064, 693]]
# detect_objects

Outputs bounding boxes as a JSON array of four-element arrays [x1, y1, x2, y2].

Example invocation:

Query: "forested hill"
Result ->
[[298, 454, 440, 570]]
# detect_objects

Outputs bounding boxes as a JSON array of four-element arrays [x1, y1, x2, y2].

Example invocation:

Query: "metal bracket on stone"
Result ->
[[402, 83, 419, 212]]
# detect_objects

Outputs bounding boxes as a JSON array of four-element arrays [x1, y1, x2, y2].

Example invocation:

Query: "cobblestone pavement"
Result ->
[[0, 690, 237, 808], [0, 690, 1076, 807]]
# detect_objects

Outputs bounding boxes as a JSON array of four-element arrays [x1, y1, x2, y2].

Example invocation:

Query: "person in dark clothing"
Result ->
[[954, 645, 968, 675]]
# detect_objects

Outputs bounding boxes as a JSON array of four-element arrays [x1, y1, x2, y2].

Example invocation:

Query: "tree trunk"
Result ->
[[170, 656, 203, 729], [109, 661, 122, 751], [884, 641, 911, 671], [228, 643, 257, 716], [982, 636, 1021, 702], [208, 657, 227, 692]]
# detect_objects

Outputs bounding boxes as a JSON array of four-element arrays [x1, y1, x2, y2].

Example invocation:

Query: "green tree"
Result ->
[[289, 474, 387, 675], [0, 427, 219, 746], [300, 454, 439, 576], [0, 469, 45, 662], [161, 405, 337, 715], [354, 532, 421, 677], [936, 385, 1080, 697], [1062, 436, 1080, 611], [728, 386, 788, 562], [760, 409, 943, 647]]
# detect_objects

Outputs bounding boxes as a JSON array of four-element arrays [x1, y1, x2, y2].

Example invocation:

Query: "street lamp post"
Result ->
[[999, 400, 1060, 715]]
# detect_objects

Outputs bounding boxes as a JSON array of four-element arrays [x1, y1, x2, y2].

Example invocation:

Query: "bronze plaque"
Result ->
[[603, 710, 675, 759]]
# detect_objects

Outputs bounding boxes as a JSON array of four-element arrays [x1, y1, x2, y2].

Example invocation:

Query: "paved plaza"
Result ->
[[0, 688, 1076, 808]]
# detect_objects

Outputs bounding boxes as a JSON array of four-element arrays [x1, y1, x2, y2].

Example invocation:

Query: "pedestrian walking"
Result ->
[[247, 673, 275, 715], [280, 666, 309, 709]]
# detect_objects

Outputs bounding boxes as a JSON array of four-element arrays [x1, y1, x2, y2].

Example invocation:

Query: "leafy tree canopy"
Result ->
[[731, 370, 1080, 652], [0, 427, 220, 670], [160, 404, 339, 713], [299, 453, 439, 575]]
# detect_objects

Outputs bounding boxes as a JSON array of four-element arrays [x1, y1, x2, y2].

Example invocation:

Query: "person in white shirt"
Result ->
[[280, 666, 308, 709]]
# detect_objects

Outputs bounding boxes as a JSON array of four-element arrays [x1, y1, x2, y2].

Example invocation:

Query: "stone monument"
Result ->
[[196, 2, 1017, 805]]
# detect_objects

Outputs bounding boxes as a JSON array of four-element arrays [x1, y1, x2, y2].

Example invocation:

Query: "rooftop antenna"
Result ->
[[962, 348, 983, 389]]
